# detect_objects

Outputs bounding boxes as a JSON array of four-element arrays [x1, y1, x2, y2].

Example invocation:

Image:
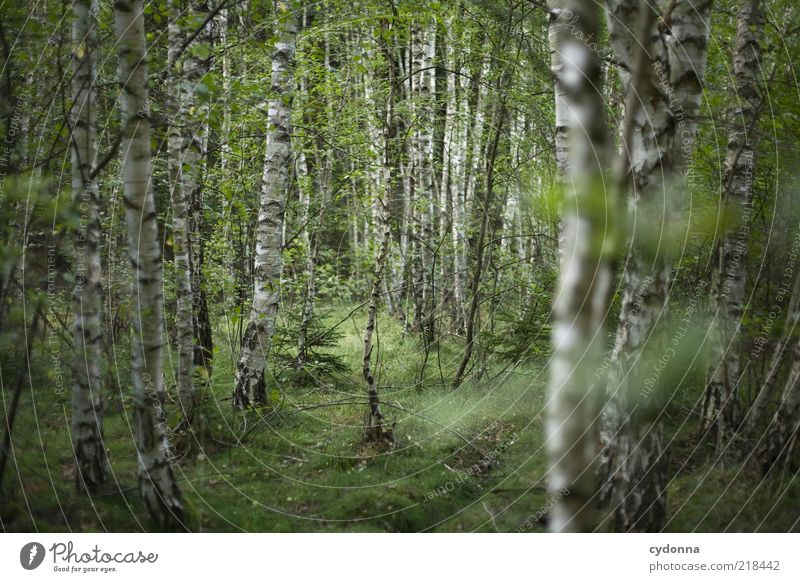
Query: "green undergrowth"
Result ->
[[1, 304, 797, 532]]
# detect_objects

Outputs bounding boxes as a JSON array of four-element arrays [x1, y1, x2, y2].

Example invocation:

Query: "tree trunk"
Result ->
[[295, 146, 314, 368], [415, 23, 436, 344], [450, 44, 471, 332], [546, 0, 613, 533], [190, 179, 213, 377], [219, 6, 232, 175], [113, 0, 184, 529], [599, 16, 673, 528], [185, 2, 214, 380], [218, 5, 236, 281], [234, 0, 297, 409], [363, 198, 392, 442], [743, 272, 800, 435], [547, 2, 569, 177], [167, 0, 195, 432], [296, 135, 330, 368], [70, 0, 107, 494], [363, 16, 398, 443], [762, 334, 800, 474], [0, 305, 42, 499], [703, 0, 763, 450], [296, 21, 333, 367], [451, 79, 506, 389], [439, 21, 457, 330], [598, 0, 711, 533]]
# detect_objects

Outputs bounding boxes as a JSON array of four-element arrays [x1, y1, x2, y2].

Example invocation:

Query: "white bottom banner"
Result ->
[[0, 534, 795, 581]]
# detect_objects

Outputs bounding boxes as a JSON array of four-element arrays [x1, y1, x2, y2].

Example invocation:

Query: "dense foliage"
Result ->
[[1, 0, 799, 532]]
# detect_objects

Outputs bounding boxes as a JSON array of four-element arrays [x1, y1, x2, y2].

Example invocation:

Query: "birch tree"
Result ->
[[762, 322, 800, 473], [70, 0, 107, 493], [546, 0, 614, 533], [295, 61, 333, 369], [294, 7, 322, 368], [187, 9, 214, 381], [599, 0, 711, 532], [450, 39, 471, 332], [234, 0, 297, 408], [294, 145, 315, 368], [703, 0, 763, 450], [167, 0, 195, 431], [438, 19, 460, 330], [114, 0, 184, 527], [363, 15, 398, 443], [744, 272, 800, 435], [546, 0, 569, 177], [415, 23, 436, 343], [451, 46, 498, 388]]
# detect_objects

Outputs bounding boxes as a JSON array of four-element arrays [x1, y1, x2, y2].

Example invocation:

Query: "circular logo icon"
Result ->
[[20, 542, 46, 570]]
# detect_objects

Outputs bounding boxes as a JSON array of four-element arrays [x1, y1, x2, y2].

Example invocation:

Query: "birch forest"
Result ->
[[2, 0, 800, 533]]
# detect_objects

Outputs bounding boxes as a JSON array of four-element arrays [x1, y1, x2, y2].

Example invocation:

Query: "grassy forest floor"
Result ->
[[2, 303, 800, 532]]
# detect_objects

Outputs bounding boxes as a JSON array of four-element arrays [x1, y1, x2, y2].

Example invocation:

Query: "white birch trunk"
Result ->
[[167, 0, 195, 430], [219, 7, 232, 176], [185, 5, 214, 379], [703, 0, 762, 449], [70, 0, 107, 493], [295, 146, 313, 367], [363, 18, 397, 443], [547, 1, 569, 177], [296, 134, 330, 368], [599, 0, 711, 532], [418, 24, 436, 341], [451, 48, 470, 332], [599, 0, 673, 533], [547, 0, 613, 532], [113, 0, 184, 528], [234, 0, 297, 408]]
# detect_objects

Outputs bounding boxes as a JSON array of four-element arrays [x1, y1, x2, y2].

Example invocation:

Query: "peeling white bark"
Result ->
[[70, 0, 107, 494], [114, 0, 184, 528], [234, 0, 297, 409], [547, 0, 614, 533], [599, 0, 712, 532], [167, 0, 194, 430], [704, 0, 762, 449]]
